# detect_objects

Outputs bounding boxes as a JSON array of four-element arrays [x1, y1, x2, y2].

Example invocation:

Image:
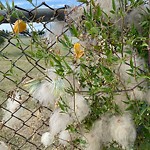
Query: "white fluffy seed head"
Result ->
[[47, 93, 90, 146], [5, 98, 20, 113], [110, 113, 136, 150], [83, 114, 111, 150], [32, 67, 73, 107], [58, 130, 71, 146], [88, 114, 112, 145], [41, 132, 54, 148], [32, 80, 56, 107], [115, 53, 146, 101], [2, 90, 27, 128], [84, 113, 136, 150], [5, 90, 22, 112], [84, 131, 102, 150], [49, 109, 73, 136], [70, 94, 90, 122], [0, 141, 8, 150]]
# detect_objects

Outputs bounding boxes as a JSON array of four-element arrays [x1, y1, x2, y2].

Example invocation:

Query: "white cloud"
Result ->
[[0, 22, 43, 32], [0, 24, 12, 31]]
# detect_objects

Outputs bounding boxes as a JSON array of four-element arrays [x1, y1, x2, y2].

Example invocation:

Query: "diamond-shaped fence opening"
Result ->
[[0, 2, 77, 149]]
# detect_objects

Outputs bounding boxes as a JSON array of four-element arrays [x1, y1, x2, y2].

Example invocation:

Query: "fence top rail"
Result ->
[[0, 5, 66, 23]]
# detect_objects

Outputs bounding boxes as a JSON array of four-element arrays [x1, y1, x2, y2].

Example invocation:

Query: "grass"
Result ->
[[0, 37, 46, 99], [0, 36, 52, 150]]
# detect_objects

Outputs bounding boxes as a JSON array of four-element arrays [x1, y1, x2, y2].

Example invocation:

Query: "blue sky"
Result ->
[[0, 0, 79, 31], [1, 0, 79, 8]]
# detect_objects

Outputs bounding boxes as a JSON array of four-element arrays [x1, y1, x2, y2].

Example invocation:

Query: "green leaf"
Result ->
[[27, 0, 32, 3], [66, 124, 77, 133], [96, 5, 102, 17], [70, 24, 79, 37], [0, 15, 4, 22], [89, 27, 99, 36], [5, 1, 11, 12], [142, 42, 148, 47], [110, 10, 115, 14], [73, 138, 86, 145], [77, 0, 88, 4], [112, 0, 116, 11], [58, 101, 65, 111], [57, 99, 69, 112], [0, 2, 5, 10], [16, 42, 21, 48], [60, 39, 68, 48], [50, 54, 62, 67], [60, 34, 73, 49], [3, 73, 12, 77], [63, 60, 73, 74], [12, 1, 15, 8], [126, 104, 134, 111], [130, 57, 134, 69], [11, 11, 18, 18], [139, 104, 148, 119], [140, 75, 150, 80], [84, 21, 92, 30]]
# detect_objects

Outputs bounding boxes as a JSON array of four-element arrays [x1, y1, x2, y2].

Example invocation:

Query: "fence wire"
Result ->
[[0, 1, 150, 150], [0, 2, 78, 150]]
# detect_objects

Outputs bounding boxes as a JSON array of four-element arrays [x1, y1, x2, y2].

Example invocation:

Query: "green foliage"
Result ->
[[112, 0, 116, 11], [0, 15, 4, 22], [1, 0, 149, 149], [0, 30, 9, 46], [60, 34, 73, 50], [23, 0, 150, 148], [61, 0, 149, 149], [0, 2, 5, 10], [58, 99, 69, 113], [0, 36, 5, 46], [70, 24, 79, 37], [73, 138, 87, 145], [26, 0, 33, 3], [77, 0, 88, 4]]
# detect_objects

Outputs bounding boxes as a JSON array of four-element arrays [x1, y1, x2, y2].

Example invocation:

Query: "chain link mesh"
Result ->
[[0, 1, 150, 150], [0, 2, 79, 150]]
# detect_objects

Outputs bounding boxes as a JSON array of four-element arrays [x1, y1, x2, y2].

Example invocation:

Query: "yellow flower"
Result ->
[[13, 19, 26, 34], [74, 43, 84, 59]]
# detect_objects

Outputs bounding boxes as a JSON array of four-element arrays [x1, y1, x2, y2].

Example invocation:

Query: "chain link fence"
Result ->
[[0, 1, 150, 150], [0, 2, 79, 149]]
